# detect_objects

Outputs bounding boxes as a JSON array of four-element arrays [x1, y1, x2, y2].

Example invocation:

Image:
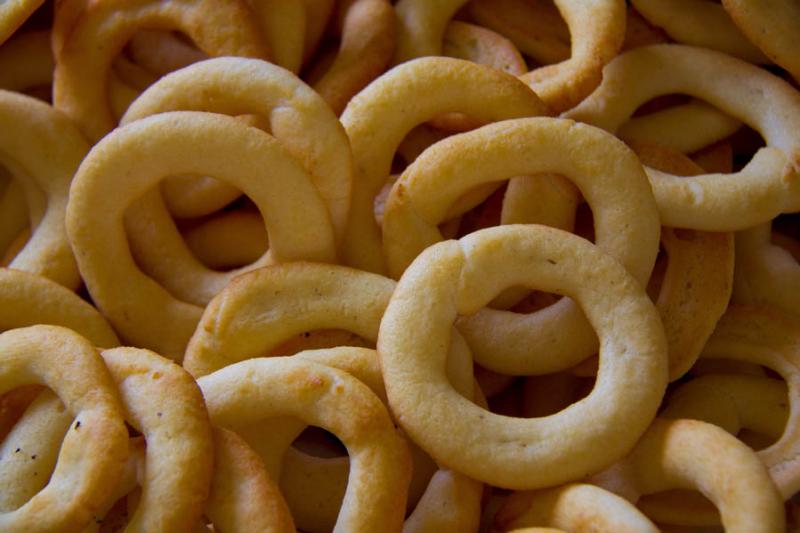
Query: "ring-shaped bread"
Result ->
[[340, 57, 549, 274], [733, 223, 800, 319], [698, 305, 800, 499], [378, 225, 667, 488], [0, 0, 43, 45], [183, 210, 267, 271], [494, 483, 658, 532], [384, 117, 660, 374], [52, 0, 270, 141], [0, 326, 127, 532], [66, 112, 336, 359], [517, 0, 626, 113], [393, 0, 468, 63], [121, 57, 352, 242], [592, 418, 785, 533], [630, 0, 768, 63], [565, 44, 800, 231], [722, 0, 800, 81], [0, 90, 89, 289], [198, 356, 412, 532]]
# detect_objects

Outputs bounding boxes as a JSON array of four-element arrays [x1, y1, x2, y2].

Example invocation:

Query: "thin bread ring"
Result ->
[[384, 117, 660, 374], [0, 326, 128, 532], [53, 0, 270, 141], [66, 112, 336, 359], [340, 56, 548, 274], [198, 356, 412, 532], [378, 225, 667, 488], [566, 44, 800, 231]]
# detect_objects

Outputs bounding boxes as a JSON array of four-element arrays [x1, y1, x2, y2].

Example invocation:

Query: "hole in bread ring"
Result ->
[[378, 225, 668, 488]]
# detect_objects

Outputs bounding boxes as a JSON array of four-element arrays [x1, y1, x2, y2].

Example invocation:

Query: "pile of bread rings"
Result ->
[[1, 0, 799, 531]]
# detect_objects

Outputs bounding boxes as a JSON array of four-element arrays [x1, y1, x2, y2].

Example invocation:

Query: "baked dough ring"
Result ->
[[0, 0, 44, 45], [733, 223, 800, 319], [340, 57, 548, 274], [0, 326, 128, 532], [121, 57, 352, 243], [495, 483, 658, 532], [566, 44, 800, 231], [393, 0, 468, 63], [384, 117, 660, 374], [53, 0, 270, 141], [592, 418, 785, 533], [198, 356, 412, 532], [66, 112, 336, 359], [0, 90, 89, 289], [378, 225, 667, 488]]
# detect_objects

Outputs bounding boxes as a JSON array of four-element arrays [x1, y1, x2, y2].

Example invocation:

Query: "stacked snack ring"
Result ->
[[2, 1, 800, 529]]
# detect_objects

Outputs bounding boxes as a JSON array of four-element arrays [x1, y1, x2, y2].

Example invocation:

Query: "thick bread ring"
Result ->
[[53, 0, 270, 141], [566, 44, 800, 231], [378, 225, 667, 489], [67, 112, 336, 359], [121, 57, 352, 243], [0, 90, 89, 289], [0, 326, 128, 532], [340, 57, 549, 274], [384, 117, 660, 374], [198, 356, 412, 533]]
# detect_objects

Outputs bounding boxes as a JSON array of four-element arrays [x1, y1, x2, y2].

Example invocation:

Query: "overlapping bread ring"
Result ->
[[301, 0, 335, 65], [443, 21, 527, 77], [384, 117, 660, 374], [183, 210, 268, 271], [378, 225, 668, 488], [0, 326, 127, 532], [494, 483, 658, 532], [733, 223, 800, 319], [121, 56, 352, 240], [125, 30, 207, 77], [198, 356, 412, 532], [52, 0, 271, 141], [249, 0, 306, 74], [0, 90, 88, 289], [722, 0, 800, 81], [66, 112, 336, 359], [340, 56, 549, 274], [591, 418, 785, 533], [617, 100, 742, 155], [393, 0, 468, 63], [0, 30, 53, 93], [517, 0, 626, 113], [629, 0, 768, 63], [0, 0, 43, 45], [566, 44, 800, 231], [697, 305, 800, 499], [310, 0, 396, 115]]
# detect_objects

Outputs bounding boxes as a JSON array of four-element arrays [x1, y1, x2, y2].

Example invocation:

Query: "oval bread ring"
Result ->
[[311, 0, 396, 115], [0, 30, 54, 92], [592, 418, 785, 533], [198, 356, 412, 532], [617, 100, 742, 154], [722, 0, 800, 81], [122, 56, 352, 243], [52, 0, 271, 141], [0, 268, 118, 347], [378, 225, 668, 488], [384, 117, 660, 374], [517, 0, 626, 114], [205, 427, 295, 533], [66, 112, 336, 359], [0, 325, 128, 532], [565, 44, 800, 231], [646, 375, 788, 527], [393, 0, 468, 64], [733, 223, 800, 319], [0, 0, 44, 45], [494, 483, 658, 532], [630, 0, 768, 63], [183, 210, 268, 271], [0, 90, 89, 289], [466, 0, 570, 65], [699, 305, 800, 499], [126, 30, 207, 77], [340, 56, 549, 274]]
